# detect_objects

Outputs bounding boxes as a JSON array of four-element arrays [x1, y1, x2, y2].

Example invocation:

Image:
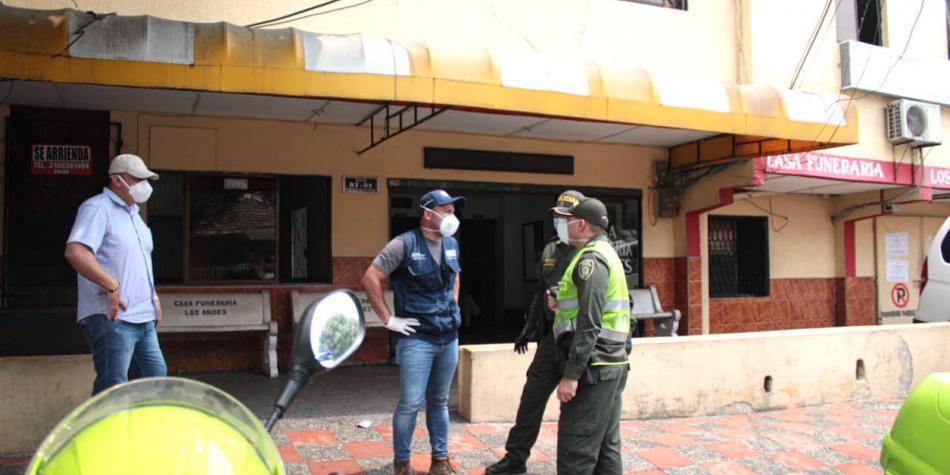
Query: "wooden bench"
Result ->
[[630, 286, 680, 337], [158, 291, 278, 377], [291, 290, 389, 327]]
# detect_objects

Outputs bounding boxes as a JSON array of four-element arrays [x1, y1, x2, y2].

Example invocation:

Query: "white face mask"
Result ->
[[554, 217, 580, 244], [423, 207, 460, 237], [117, 176, 153, 203]]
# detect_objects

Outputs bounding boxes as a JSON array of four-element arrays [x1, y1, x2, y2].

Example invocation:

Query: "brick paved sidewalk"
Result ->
[[265, 399, 898, 475], [0, 387, 900, 475]]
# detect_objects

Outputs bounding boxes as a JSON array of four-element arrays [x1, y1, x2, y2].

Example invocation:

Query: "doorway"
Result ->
[[2, 106, 112, 355], [388, 179, 642, 345]]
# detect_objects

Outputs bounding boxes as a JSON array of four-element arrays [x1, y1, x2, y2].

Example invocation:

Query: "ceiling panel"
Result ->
[[596, 126, 718, 146], [420, 110, 538, 136], [512, 118, 635, 142], [5, 80, 68, 109], [57, 83, 197, 114]]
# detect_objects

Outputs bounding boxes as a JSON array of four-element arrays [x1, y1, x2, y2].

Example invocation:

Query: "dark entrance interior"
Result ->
[[1, 106, 112, 355], [388, 180, 642, 345]]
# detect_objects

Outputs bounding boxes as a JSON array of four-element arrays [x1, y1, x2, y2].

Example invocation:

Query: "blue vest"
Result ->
[[390, 228, 462, 337]]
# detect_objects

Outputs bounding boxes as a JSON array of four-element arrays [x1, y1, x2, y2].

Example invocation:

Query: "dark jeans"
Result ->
[[504, 331, 561, 464], [78, 314, 167, 395]]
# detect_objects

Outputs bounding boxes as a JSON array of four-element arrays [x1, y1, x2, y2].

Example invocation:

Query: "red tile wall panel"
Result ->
[[708, 278, 837, 334]]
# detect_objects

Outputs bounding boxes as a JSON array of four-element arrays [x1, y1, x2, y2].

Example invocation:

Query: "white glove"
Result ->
[[384, 316, 420, 336]]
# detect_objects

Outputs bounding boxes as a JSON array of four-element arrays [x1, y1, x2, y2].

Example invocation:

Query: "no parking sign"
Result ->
[[890, 283, 910, 308]]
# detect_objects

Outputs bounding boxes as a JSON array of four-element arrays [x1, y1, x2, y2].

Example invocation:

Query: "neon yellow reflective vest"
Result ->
[[554, 238, 631, 366]]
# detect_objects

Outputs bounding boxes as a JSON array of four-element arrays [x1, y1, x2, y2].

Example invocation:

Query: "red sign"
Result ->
[[890, 283, 910, 308], [760, 152, 950, 190], [923, 167, 950, 189], [763, 152, 894, 183], [30, 144, 92, 176]]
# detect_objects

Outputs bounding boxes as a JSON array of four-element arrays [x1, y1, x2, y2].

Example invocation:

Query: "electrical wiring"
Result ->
[[819, 0, 926, 144], [245, 0, 344, 28], [794, 0, 844, 90], [789, 0, 835, 90], [832, 147, 933, 221], [248, 0, 378, 28], [744, 195, 790, 233]]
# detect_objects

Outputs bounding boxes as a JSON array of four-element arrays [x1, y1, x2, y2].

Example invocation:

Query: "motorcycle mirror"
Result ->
[[265, 290, 366, 431]]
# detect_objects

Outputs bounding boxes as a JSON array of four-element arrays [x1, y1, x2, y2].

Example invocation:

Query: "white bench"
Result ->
[[630, 286, 680, 337], [291, 290, 389, 327], [158, 291, 278, 377]]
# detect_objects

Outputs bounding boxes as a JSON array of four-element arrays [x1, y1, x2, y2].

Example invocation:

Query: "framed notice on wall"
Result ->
[[30, 144, 93, 176]]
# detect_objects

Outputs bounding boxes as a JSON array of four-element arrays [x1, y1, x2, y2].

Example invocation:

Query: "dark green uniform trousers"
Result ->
[[556, 367, 628, 475], [503, 331, 561, 464]]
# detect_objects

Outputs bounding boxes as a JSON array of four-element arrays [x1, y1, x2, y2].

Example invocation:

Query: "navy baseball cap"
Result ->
[[420, 189, 466, 209]]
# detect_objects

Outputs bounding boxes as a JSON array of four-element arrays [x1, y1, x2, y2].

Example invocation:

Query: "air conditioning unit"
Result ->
[[886, 99, 942, 147]]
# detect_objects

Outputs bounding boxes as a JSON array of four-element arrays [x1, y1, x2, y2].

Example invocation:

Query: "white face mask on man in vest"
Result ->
[[423, 207, 460, 237]]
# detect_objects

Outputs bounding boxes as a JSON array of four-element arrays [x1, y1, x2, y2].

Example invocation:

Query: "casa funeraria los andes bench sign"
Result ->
[[159, 292, 278, 377]]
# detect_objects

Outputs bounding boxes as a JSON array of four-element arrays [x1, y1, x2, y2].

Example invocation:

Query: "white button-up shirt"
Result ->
[[67, 187, 156, 323]]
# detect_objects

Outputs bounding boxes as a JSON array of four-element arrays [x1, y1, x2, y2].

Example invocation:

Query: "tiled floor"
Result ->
[[1, 399, 900, 475]]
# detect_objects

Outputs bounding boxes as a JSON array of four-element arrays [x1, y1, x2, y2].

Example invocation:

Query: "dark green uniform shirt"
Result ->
[[523, 238, 576, 339], [559, 234, 627, 382]]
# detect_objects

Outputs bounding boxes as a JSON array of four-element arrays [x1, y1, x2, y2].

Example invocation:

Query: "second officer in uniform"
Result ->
[[486, 190, 584, 474], [550, 197, 631, 475]]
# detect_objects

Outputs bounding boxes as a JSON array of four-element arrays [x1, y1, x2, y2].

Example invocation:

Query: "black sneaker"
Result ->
[[485, 455, 527, 474]]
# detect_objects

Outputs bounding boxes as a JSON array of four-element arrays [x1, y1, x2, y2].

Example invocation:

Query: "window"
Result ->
[[709, 216, 769, 298], [837, 0, 883, 46], [149, 172, 331, 284], [626, 0, 687, 10], [604, 197, 642, 288]]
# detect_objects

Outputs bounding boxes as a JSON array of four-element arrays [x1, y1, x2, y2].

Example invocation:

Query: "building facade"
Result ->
[[0, 0, 948, 372]]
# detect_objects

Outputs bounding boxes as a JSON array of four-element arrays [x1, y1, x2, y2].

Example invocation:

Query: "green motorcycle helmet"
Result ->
[[27, 377, 284, 475]]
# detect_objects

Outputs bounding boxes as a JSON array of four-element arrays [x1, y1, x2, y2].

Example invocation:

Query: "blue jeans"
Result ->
[[78, 314, 167, 395], [392, 335, 458, 462]]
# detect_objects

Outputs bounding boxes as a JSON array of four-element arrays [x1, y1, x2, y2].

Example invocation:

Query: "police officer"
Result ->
[[486, 190, 584, 475], [550, 197, 631, 475]]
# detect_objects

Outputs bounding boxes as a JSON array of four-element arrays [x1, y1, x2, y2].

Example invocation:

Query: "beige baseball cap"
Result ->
[[108, 154, 159, 180]]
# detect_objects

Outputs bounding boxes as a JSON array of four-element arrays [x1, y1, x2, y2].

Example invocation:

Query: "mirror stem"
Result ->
[[264, 367, 310, 432]]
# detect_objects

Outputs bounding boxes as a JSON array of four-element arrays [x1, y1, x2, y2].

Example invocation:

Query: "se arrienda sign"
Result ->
[[31, 144, 92, 176]]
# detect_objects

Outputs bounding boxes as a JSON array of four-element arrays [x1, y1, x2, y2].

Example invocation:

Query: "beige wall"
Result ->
[[882, 0, 949, 59], [711, 193, 838, 279], [459, 322, 950, 422], [117, 112, 669, 258], [0, 355, 95, 453], [831, 190, 950, 278], [743, 0, 841, 93]]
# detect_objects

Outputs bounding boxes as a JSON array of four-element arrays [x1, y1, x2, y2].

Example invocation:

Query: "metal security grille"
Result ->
[[709, 216, 769, 298]]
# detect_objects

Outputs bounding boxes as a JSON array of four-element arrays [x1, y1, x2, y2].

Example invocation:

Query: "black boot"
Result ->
[[485, 455, 527, 474]]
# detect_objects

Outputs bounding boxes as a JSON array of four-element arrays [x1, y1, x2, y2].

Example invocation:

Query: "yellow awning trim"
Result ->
[[0, 4, 857, 145]]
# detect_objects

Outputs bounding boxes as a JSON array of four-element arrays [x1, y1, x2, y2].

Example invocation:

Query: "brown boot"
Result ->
[[429, 456, 458, 475], [394, 460, 416, 475]]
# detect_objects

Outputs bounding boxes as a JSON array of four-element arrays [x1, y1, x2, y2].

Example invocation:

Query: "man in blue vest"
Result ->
[[362, 189, 465, 475]]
